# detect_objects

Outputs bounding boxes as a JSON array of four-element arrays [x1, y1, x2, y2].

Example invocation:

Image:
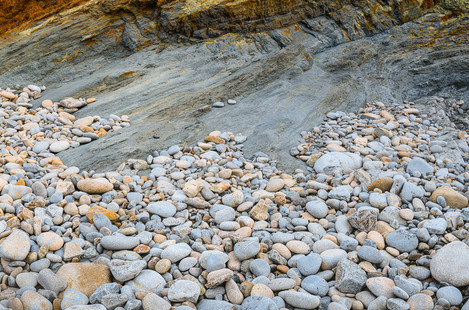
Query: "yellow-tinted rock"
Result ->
[[77, 178, 113, 194], [86, 205, 119, 223], [56, 263, 111, 297], [431, 186, 468, 209], [204, 135, 225, 144], [249, 199, 269, 221], [368, 178, 394, 192]]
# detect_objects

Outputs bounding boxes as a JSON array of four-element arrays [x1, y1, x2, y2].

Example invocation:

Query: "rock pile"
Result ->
[[0, 86, 469, 310]]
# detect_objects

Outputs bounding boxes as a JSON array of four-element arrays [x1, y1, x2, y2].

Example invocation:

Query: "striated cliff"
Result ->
[[0, 0, 468, 171]]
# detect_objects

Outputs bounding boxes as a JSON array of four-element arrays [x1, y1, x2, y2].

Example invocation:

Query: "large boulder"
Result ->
[[430, 241, 469, 287]]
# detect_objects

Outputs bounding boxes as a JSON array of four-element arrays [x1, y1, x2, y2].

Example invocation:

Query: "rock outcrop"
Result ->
[[0, 0, 467, 171]]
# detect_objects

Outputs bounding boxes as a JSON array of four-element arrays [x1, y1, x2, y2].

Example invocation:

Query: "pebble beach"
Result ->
[[0, 85, 468, 310]]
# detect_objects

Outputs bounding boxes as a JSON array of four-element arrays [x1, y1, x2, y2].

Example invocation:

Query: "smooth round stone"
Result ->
[[267, 278, 296, 291], [306, 199, 328, 218], [406, 158, 433, 176], [214, 207, 236, 224], [314, 152, 362, 173], [56, 263, 111, 297], [50, 140, 70, 153], [286, 240, 310, 254], [265, 179, 285, 192], [77, 178, 113, 194], [301, 275, 329, 296], [38, 269, 67, 293], [297, 253, 321, 276], [16, 272, 38, 288], [436, 286, 463, 305], [30, 258, 51, 272], [392, 286, 410, 300], [278, 291, 320, 309], [250, 284, 274, 299], [320, 249, 347, 269], [168, 280, 200, 303], [250, 259, 270, 277], [33, 141, 50, 153], [234, 241, 261, 261], [199, 250, 229, 269], [422, 218, 447, 234], [409, 267, 430, 280], [127, 270, 166, 294], [240, 296, 278, 310], [0, 229, 30, 260], [100, 235, 140, 251], [222, 190, 244, 207], [179, 257, 197, 272], [37, 232, 64, 251], [431, 186, 468, 209], [21, 290, 53, 310], [408, 294, 434, 310], [161, 243, 192, 262], [357, 246, 383, 264], [387, 298, 410, 310], [61, 289, 89, 308], [206, 255, 226, 272], [430, 241, 469, 287], [312, 239, 338, 254], [366, 277, 395, 298], [385, 230, 418, 253], [147, 201, 176, 218]]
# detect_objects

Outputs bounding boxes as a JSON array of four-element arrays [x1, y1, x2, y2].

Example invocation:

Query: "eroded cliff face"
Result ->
[[0, 0, 468, 171]]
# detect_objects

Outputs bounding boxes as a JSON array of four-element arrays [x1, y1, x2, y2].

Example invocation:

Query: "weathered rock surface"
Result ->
[[0, 1, 467, 172]]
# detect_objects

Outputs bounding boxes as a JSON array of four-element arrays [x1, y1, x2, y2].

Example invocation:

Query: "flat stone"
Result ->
[[16, 272, 38, 288], [1, 184, 32, 199], [240, 296, 278, 310], [297, 253, 321, 276], [385, 230, 418, 253], [301, 275, 329, 296], [56, 263, 111, 297], [234, 241, 261, 261], [147, 201, 176, 217], [61, 289, 89, 309], [161, 243, 192, 262], [278, 291, 320, 309], [406, 158, 433, 176], [168, 280, 200, 303], [142, 293, 171, 310], [408, 294, 434, 310], [109, 259, 146, 282], [100, 235, 140, 251], [89, 283, 120, 304], [127, 270, 166, 294]]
